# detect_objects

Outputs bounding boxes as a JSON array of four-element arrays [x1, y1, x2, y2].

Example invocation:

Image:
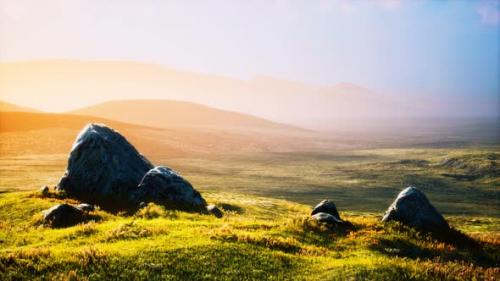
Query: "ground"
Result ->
[[0, 147, 499, 280]]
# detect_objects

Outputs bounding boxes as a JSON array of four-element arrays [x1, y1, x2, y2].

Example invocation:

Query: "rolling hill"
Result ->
[[0, 101, 40, 112], [0, 111, 339, 159], [69, 100, 304, 132], [0, 60, 413, 129]]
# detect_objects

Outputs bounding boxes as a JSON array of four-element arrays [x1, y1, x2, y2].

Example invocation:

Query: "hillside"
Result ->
[[69, 100, 303, 132], [0, 111, 335, 159], [0, 190, 498, 280], [0, 101, 40, 112], [0, 111, 187, 157]]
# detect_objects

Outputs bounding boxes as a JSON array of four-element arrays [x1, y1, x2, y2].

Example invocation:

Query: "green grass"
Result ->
[[1, 147, 499, 280], [0, 190, 499, 280]]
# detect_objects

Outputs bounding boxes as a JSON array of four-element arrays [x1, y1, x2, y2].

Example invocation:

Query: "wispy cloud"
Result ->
[[476, 0, 500, 25]]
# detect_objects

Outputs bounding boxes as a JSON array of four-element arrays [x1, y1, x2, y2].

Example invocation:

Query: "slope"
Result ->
[[0, 101, 40, 112], [0, 111, 333, 159], [69, 99, 304, 132]]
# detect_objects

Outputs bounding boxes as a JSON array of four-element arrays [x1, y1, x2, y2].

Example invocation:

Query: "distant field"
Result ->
[[1, 147, 498, 217]]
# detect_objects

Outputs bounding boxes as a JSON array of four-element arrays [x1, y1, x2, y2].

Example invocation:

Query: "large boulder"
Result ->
[[382, 186, 449, 232], [131, 166, 206, 211], [311, 200, 341, 220], [43, 204, 84, 228], [57, 124, 154, 210]]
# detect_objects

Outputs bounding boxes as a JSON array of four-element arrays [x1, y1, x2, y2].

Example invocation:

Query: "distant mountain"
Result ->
[[69, 100, 304, 132], [0, 60, 415, 129], [0, 101, 40, 112]]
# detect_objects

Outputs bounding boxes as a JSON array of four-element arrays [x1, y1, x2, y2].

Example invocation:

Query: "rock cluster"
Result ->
[[382, 186, 449, 232], [46, 124, 453, 231], [310, 200, 349, 226], [56, 124, 207, 212]]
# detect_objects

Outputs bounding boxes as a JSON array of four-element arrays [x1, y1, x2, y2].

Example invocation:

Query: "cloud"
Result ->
[[476, 0, 500, 25]]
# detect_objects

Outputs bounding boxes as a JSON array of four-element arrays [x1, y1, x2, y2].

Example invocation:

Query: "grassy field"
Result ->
[[0, 190, 499, 280], [0, 146, 499, 280], [2, 147, 498, 215]]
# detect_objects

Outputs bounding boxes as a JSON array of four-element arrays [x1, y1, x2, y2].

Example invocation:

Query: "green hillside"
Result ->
[[0, 190, 498, 281]]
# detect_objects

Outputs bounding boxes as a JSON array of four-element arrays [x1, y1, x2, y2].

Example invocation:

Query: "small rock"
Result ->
[[382, 186, 449, 232], [138, 201, 147, 209], [76, 203, 95, 212], [39, 186, 49, 197], [312, 212, 343, 224], [207, 205, 223, 218], [43, 204, 84, 228], [311, 200, 341, 220]]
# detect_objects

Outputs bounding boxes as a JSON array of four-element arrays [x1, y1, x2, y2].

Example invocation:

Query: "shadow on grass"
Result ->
[[0, 244, 303, 281], [218, 203, 245, 214], [281, 216, 356, 250], [370, 223, 498, 267]]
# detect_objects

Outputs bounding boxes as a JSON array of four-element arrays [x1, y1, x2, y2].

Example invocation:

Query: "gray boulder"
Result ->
[[57, 124, 153, 210], [131, 166, 206, 211], [382, 186, 449, 232], [39, 186, 49, 197], [207, 205, 223, 218], [311, 200, 341, 220], [312, 212, 343, 224], [43, 204, 84, 228], [76, 203, 95, 212]]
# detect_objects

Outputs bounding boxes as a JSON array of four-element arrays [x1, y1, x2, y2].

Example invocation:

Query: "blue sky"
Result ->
[[1, 0, 499, 102]]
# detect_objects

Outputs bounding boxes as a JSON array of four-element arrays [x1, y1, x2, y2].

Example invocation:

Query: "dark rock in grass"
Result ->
[[39, 186, 49, 197], [207, 205, 223, 218], [57, 124, 154, 210], [76, 203, 95, 212], [311, 200, 341, 220], [382, 186, 449, 232], [312, 212, 343, 224], [131, 166, 206, 211], [43, 204, 84, 228], [138, 201, 147, 209]]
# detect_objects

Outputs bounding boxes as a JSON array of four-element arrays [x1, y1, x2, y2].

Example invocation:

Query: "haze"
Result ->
[[0, 0, 499, 129]]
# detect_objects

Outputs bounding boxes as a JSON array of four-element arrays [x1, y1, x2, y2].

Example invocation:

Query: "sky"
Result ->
[[0, 0, 499, 108]]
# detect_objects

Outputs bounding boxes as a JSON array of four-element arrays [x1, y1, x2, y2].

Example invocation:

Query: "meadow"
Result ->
[[2, 147, 498, 215], [0, 146, 499, 280]]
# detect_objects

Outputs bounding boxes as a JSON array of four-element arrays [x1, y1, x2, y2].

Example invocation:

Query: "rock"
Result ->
[[311, 200, 341, 220], [131, 166, 206, 211], [312, 212, 343, 224], [382, 186, 449, 232], [76, 203, 95, 212], [39, 186, 49, 197], [138, 202, 147, 209], [207, 205, 223, 218], [57, 124, 154, 210], [43, 204, 84, 228]]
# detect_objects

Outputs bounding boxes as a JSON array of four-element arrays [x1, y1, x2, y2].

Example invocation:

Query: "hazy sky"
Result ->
[[1, 0, 499, 101]]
